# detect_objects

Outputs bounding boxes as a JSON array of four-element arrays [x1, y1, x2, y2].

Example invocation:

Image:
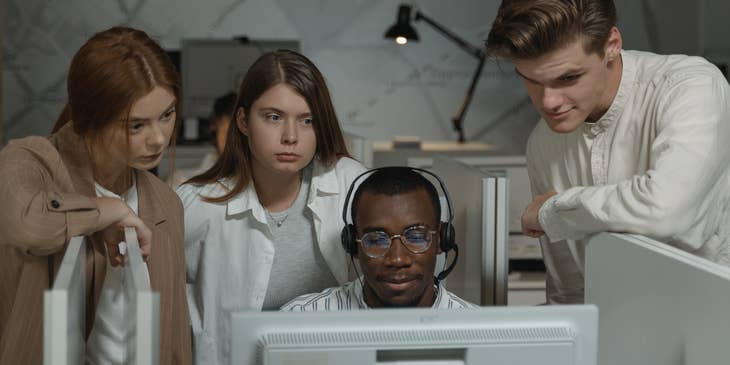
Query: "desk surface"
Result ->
[[373, 140, 497, 152]]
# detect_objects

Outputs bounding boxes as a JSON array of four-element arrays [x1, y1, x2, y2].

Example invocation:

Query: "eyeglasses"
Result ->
[[356, 226, 437, 258]]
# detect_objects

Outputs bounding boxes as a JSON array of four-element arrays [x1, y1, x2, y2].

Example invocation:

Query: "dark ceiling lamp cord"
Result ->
[[384, 4, 486, 143]]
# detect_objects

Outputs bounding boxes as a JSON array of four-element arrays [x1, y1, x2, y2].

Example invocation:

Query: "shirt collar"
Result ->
[[224, 159, 339, 220], [353, 276, 447, 309], [584, 49, 637, 137], [95, 172, 139, 215]]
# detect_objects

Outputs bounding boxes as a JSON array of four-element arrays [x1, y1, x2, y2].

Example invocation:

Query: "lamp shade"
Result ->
[[384, 5, 419, 42]]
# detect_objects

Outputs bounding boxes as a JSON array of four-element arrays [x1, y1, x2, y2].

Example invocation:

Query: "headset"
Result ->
[[341, 166, 459, 283]]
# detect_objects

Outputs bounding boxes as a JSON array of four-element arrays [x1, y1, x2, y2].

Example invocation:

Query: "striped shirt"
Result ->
[[280, 277, 477, 311]]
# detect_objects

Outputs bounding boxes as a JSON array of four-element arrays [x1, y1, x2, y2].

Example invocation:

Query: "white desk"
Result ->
[[371, 140, 497, 168]]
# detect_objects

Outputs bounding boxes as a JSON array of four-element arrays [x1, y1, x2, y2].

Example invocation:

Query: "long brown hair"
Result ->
[[486, 0, 617, 59], [187, 49, 350, 203], [53, 26, 181, 175]]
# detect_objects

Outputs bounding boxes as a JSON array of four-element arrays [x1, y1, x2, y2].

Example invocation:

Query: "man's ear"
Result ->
[[436, 222, 443, 254], [235, 107, 248, 135], [604, 26, 623, 62]]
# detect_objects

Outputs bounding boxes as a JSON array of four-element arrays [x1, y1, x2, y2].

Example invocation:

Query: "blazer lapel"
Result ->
[[135, 171, 168, 293]]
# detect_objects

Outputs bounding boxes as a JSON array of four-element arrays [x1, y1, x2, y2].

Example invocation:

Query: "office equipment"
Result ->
[[585, 233, 730, 365], [384, 4, 486, 142], [431, 156, 509, 306], [181, 39, 299, 120], [232, 305, 598, 365], [372, 140, 496, 169]]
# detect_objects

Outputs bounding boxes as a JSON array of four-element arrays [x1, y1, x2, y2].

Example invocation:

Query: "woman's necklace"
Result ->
[[266, 209, 289, 227], [264, 174, 303, 228]]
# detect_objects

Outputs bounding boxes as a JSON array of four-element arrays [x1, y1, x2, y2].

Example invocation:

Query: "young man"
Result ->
[[168, 92, 236, 188], [281, 167, 475, 311], [486, 0, 730, 303]]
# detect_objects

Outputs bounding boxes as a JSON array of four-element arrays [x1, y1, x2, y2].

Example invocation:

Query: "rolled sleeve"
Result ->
[[0, 142, 100, 256]]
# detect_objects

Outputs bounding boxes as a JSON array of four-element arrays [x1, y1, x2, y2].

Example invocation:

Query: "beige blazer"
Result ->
[[0, 124, 192, 364]]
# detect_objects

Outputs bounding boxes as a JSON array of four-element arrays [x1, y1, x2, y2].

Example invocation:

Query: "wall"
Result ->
[[2, 0, 727, 153]]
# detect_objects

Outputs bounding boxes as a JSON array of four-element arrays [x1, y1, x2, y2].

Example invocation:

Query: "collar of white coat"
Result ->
[[223, 158, 339, 220], [584, 49, 637, 137]]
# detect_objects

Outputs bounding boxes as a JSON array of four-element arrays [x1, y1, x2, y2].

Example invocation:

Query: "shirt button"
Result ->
[[51, 200, 60, 209]]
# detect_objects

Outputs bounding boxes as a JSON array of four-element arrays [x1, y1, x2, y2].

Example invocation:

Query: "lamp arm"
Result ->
[[414, 10, 484, 59], [451, 55, 486, 142]]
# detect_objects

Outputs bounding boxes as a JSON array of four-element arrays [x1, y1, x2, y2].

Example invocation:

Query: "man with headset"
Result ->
[[281, 167, 475, 311]]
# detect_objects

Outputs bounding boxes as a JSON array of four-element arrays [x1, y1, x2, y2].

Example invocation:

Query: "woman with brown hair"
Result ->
[[178, 49, 366, 364], [0, 27, 191, 364]]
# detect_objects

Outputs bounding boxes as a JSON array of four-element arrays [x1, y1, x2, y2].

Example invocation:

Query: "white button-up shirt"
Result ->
[[177, 157, 366, 364], [528, 50, 730, 304]]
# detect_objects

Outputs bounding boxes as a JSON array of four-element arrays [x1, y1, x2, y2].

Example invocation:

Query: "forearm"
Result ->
[[538, 175, 716, 244], [0, 191, 99, 255], [92, 196, 132, 231]]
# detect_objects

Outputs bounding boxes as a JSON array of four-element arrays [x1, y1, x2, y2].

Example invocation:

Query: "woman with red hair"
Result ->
[[0, 27, 191, 364]]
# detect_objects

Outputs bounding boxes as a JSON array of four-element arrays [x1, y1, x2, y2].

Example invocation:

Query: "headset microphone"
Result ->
[[341, 167, 459, 284]]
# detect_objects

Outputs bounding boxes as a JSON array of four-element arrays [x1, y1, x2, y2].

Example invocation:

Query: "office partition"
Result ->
[[586, 233, 730, 365], [43, 229, 159, 365], [431, 156, 509, 306]]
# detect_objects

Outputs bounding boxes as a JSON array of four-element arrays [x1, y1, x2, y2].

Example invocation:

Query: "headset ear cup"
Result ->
[[440, 222, 455, 253], [341, 224, 358, 255]]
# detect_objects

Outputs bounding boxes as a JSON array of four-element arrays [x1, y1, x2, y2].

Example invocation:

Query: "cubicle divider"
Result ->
[[43, 236, 86, 365], [430, 156, 509, 306], [586, 233, 730, 365], [123, 227, 160, 365], [43, 229, 159, 365]]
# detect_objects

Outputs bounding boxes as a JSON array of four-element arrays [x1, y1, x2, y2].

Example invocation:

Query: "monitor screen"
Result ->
[[181, 39, 299, 119], [232, 305, 598, 365]]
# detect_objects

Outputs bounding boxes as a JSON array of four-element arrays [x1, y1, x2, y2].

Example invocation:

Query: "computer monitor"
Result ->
[[430, 156, 509, 306], [181, 39, 299, 119], [231, 305, 598, 365], [585, 233, 730, 365]]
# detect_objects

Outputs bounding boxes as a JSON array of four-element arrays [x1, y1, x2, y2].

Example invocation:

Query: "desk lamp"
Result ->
[[385, 4, 486, 143]]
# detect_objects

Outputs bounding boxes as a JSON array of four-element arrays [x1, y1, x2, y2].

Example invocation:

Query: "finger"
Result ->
[[137, 226, 152, 258], [111, 254, 123, 267], [106, 240, 123, 267]]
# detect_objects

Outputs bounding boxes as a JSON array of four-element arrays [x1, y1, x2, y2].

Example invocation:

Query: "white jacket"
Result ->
[[528, 50, 730, 304], [177, 157, 366, 364]]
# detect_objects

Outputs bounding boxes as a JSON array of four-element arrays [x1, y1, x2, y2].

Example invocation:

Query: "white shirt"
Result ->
[[280, 277, 477, 311], [177, 157, 366, 365], [86, 173, 152, 364], [528, 50, 730, 304]]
